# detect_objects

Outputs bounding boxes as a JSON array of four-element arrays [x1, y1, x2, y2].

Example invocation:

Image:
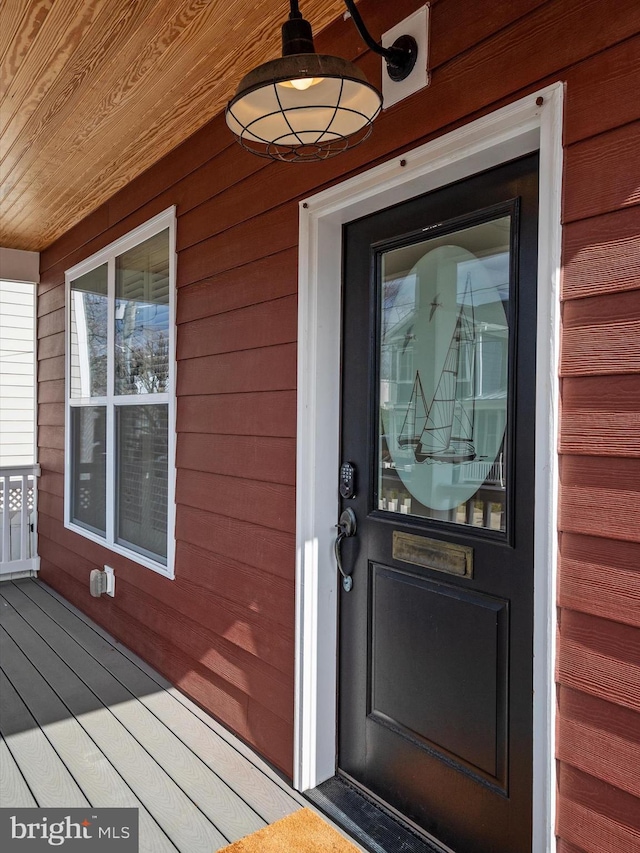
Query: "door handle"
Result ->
[[335, 508, 357, 592]]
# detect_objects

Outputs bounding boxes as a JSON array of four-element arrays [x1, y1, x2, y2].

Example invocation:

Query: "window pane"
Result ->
[[115, 230, 170, 395], [70, 265, 108, 398], [71, 406, 106, 535], [116, 405, 168, 561], [378, 216, 511, 532]]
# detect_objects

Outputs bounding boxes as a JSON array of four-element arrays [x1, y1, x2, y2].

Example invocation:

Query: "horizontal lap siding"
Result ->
[[36, 159, 300, 771], [558, 11, 640, 850], [36, 0, 640, 824]]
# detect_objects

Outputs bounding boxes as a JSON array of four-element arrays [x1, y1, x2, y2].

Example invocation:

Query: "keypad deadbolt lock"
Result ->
[[339, 461, 356, 499]]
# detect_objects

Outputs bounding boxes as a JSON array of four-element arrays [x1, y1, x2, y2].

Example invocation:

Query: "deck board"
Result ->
[[0, 579, 307, 852], [0, 584, 265, 845], [0, 666, 90, 808], [0, 623, 177, 851], [17, 579, 301, 823], [0, 735, 38, 808], [0, 590, 227, 852]]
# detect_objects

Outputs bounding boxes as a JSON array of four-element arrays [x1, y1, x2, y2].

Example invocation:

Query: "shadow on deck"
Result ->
[[0, 578, 309, 852]]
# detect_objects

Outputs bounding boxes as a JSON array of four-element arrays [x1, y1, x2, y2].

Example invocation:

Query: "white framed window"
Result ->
[[64, 208, 177, 578]]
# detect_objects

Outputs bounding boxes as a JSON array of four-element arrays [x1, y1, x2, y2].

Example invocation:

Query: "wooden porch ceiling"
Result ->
[[0, 0, 346, 253]]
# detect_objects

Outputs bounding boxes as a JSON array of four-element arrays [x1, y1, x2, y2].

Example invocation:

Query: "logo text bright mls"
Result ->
[[0, 808, 138, 851], [10, 815, 95, 846]]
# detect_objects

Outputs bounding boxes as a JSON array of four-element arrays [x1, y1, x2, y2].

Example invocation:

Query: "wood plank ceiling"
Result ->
[[0, 0, 345, 252]]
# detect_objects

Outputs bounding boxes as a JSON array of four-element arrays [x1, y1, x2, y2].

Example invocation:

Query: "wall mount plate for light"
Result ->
[[382, 5, 430, 109]]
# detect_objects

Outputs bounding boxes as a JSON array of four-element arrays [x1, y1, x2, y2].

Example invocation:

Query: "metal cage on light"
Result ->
[[225, 0, 418, 163]]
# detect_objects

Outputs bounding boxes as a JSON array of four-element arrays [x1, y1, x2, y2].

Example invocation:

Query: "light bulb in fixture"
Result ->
[[280, 77, 322, 91]]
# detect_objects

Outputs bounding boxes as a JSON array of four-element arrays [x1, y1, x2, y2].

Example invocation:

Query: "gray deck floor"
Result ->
[[0, 578, 322, 852]]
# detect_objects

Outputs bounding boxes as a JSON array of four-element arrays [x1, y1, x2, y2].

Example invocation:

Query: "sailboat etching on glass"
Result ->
[[398, 272, 477, 464], [378, 218, 511, 521]]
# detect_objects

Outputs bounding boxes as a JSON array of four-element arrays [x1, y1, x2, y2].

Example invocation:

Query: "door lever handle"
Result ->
[[335, 508, 357, 592]]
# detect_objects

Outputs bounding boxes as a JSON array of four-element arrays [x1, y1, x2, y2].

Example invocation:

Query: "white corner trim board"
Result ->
[[295, 83, 563, 853]]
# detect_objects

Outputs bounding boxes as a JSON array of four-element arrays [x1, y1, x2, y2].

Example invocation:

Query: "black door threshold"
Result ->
[[305, 775, 452, 853]]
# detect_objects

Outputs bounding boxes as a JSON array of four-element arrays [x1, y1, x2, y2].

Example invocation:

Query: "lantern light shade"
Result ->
[[225, 53, 383, 163], [225, 1, 386, 163]]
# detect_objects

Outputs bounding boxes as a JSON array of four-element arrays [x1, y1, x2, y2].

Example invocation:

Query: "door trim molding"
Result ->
[[294, 84, 563, 853]]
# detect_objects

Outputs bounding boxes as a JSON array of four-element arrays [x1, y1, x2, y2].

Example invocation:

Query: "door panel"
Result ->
[[370, 566, 508, 784], [338, 154, 539, 853]]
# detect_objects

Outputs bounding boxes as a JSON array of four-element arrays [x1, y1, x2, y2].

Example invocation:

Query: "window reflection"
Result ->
[[70, 265, 108, 398], [116, 404, 168, 561], [115, 230, 170, 395], [70, 406, 106, 535], [378, 216, 511, 532]]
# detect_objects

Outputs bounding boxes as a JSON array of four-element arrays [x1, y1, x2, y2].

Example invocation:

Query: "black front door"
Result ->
[[338, 155, 539, 853]]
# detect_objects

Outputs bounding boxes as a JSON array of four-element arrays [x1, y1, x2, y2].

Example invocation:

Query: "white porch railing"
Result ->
[[460, 454, 505, 488], [0, 465, 40, 578]]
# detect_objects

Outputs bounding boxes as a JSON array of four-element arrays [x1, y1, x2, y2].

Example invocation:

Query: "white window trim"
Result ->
[[64, 207, 177, 579], [294, 85, 563, 853]]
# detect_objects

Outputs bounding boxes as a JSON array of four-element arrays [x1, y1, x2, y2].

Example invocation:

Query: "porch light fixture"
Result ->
[[225, 0, 418, 162]]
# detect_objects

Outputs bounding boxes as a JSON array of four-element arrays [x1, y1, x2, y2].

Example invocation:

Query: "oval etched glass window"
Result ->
[[378, 215, 511, 531]]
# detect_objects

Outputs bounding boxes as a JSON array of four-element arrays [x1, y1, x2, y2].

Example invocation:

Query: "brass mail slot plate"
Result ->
[[393, 531, 473, 579]]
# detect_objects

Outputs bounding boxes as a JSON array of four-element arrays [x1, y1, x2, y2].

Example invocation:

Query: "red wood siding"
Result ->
[[37, 0, 640, 836], [556, 4, 640, 844]]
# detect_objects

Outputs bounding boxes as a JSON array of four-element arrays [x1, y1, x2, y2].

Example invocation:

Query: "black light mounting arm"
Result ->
[[282, 0, 315, 55], [342, 0, 418, 82]]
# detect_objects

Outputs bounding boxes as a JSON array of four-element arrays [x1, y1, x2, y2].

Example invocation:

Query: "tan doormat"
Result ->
[[219, 808, 361, 852]]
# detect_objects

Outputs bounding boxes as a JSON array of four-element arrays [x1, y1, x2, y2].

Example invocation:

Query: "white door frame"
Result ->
[[294, 83, 563, 853]]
